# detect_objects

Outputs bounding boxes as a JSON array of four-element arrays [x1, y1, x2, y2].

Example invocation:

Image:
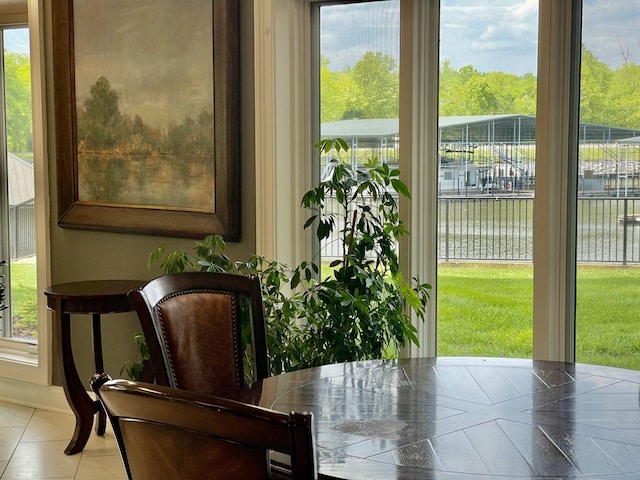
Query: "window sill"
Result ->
[[0, 347, 38, 366], [0, 339, 38, 366]]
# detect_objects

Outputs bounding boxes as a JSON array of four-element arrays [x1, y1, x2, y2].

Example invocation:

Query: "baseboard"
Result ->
[[0, 377, 72, 414]]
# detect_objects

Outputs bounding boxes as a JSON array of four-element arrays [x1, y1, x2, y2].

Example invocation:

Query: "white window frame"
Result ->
[[0, 0, 52, 392], [254, 0, 580, 361], [532, 0, 581, 361], [254, 0, 313, 268]]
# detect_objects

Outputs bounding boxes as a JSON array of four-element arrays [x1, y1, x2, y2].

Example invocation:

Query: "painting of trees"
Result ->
[[76, 75, 215, 209]]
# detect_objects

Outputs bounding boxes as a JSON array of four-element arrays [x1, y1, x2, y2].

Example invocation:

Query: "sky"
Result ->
[[321, 0, 640, 75], [4, 28, 29, 54]]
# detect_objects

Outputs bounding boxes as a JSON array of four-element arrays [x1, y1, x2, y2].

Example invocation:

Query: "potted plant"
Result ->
[[134, 138, 430, 377]]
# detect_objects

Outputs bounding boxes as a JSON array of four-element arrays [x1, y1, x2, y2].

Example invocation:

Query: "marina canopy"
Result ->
[[321, 115, 640, 144]]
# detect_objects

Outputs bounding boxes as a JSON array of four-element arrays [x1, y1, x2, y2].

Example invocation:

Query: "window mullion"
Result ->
[[533, 0, 582, 362], [399, 0, 439, 358]]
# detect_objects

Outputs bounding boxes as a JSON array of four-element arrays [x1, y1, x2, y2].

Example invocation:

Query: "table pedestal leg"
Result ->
[[92, 314, 107, 436], [56, 309, 100, 455]]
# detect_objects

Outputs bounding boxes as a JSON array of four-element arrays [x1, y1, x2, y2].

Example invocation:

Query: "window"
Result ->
[[576, 0, 640, 369], [437, 1, 538, 358], [256, 0, 605, 363], [317, 0, 400, 266], [0, 26, 36, 345]]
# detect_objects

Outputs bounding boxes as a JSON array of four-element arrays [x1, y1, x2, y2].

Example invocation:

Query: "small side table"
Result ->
[[45, 279, 144, 455]]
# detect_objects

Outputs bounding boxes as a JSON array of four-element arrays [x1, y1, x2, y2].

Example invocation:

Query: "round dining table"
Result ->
[[253, 356, 640, 480]]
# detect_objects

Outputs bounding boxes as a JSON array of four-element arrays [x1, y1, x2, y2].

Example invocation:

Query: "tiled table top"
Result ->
[[255, 357, 640, 479]]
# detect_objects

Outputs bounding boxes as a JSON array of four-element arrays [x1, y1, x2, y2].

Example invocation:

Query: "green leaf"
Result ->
[[391, 179, 411, 198], [291, 269, 301, 288], [147, 244, 167, 269], [304, 215, 317, 229], [335, 137, 349, 152]]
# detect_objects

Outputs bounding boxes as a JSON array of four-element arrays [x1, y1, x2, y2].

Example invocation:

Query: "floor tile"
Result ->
[[81, 427, 120, 457], [0, 403, 34, 428], [0, 428, 24, 461], [0, 401, 129, 480], [1, 440, 79, 479], [75, 455, 126, 480], [20, 411, 74, 443]]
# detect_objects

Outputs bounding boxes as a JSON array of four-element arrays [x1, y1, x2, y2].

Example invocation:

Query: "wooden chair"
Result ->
[[91, 373, 318, 480], [127, 272, 269, 396]]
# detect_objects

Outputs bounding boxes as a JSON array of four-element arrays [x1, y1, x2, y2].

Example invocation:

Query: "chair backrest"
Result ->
[[91, 374, 318, 480], [128, 272, 269, 396]]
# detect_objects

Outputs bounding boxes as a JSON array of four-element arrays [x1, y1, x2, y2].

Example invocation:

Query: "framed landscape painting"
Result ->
[[52, 0, 240, 239]]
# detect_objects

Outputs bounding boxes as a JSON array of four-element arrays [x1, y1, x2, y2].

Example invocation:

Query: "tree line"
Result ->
[[5, 45, 639, 156], [321, 46, 640, 130]]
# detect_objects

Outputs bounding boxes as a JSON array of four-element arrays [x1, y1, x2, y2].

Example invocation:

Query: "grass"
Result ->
[[7, 262, 38, 338], [438, 262, 640, 370], [574, 265, 640, 369], [438, 263, 533, 359]]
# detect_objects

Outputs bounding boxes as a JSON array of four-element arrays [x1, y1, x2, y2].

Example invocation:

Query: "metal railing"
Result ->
[[321, 196, 640, 265], [438, 196, 534, 261]]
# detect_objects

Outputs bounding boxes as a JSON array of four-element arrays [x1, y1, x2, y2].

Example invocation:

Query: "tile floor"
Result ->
[[0, 401, 126, 479]]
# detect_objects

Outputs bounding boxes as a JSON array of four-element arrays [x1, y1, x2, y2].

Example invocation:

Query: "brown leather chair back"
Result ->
[[128, 272, 269, 396], [92, 374, 317, 480]]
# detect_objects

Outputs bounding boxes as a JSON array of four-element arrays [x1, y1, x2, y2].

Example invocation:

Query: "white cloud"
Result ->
[[321, 0, 639, 75], [320, 0, 399, 70]]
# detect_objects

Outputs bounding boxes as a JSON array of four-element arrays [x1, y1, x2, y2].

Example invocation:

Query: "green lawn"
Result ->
[[574, 265, 640, 369], [438, 263, 533, 358], [7, 262, 38, 338], [438, 263, 640, 370]]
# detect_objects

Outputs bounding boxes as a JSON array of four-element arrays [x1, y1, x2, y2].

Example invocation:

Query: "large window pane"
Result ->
[[318, 0, 400, 267], [576, 1, 640, 369], [437, 1, 538, 357], [0, 27, 36, 341]]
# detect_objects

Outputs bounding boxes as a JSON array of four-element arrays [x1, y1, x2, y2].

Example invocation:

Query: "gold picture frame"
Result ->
[[52, 0, 240, 239]]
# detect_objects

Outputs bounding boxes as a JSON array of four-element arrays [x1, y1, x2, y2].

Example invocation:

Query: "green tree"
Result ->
[[606, 62, 640, 129], [439, 64, 499, 115], [337, 69, 366, 119], [512, 73, 537, 115], [4, 51, 32, 153], [462, 76, 499, 114], [580, 47, 613, 125], [484, 71, 536, 115], [321, 47, 640, 131], [349, 51, 399, 119], [439, 60, 460, 115], [320, 56, 344, 122], [440, 62, 538, 116]]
